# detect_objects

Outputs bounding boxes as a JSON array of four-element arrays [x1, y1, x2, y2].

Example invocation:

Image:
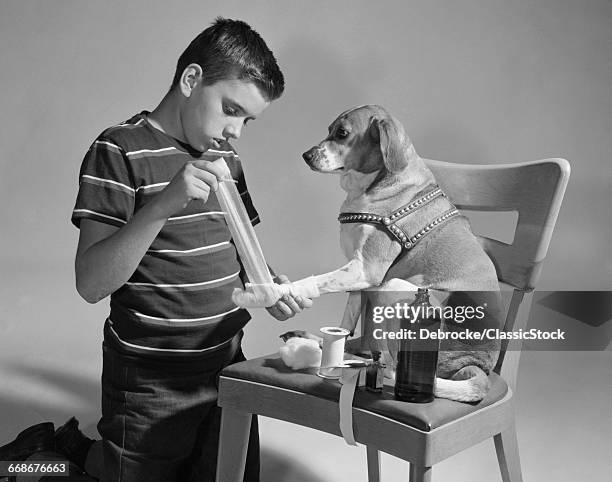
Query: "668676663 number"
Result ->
[[0, 461, 68, 476]]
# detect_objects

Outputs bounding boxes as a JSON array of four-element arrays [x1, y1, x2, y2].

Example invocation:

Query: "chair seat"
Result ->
[[220, 353, 508, 432]]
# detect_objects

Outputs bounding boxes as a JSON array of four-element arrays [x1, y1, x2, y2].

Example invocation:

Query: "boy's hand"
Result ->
[[266, 274, 313, 321], [155, 160, 226, 218]]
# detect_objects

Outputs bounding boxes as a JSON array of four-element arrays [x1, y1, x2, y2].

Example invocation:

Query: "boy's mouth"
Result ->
[[211, 138, 224, 149]]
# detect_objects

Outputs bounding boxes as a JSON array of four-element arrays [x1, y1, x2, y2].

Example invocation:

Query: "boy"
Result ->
[[71, 17, 309, 481]]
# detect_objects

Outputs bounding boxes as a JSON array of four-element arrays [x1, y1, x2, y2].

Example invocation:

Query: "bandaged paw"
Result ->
[[287, 276, 321, 299], [232, 284, 283, 308], [279, 337, 322, 370], [232, 276, 321, 308]]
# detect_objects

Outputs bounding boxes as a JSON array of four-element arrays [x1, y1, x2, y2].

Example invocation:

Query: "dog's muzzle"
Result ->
[[303, 145, 343, 172], [302, 146, 322, 168]]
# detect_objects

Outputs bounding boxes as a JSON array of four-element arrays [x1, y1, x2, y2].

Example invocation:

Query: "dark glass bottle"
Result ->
[[394, 288, 441, 403], [366, 351, 384, 393]]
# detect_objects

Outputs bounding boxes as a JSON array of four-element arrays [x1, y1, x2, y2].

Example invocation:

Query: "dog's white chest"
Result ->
[[340, 223, 376, 259]]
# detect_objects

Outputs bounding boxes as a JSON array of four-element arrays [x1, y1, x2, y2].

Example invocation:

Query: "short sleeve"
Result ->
[[71, 137, 136, 228]]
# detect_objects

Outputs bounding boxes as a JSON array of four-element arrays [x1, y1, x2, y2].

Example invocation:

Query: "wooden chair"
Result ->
[[215, 158, 570, 482]]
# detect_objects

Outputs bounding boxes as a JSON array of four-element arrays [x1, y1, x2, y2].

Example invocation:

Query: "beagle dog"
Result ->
[[296, 105, 503, 402]]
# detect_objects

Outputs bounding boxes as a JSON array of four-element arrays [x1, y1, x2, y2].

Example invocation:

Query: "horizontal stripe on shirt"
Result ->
[[147, 240, 231, 257], [105, 319, 243, 357], [126, 270, 240, 290], [92, 140, 123, 153], [72, 209, 127, 225], [109, 299, 252, 351], [133, 305, 241, 323], [126, 147, 182, 159], [136, 182, 169, 193], [80, 175, 136, 195], [105, 118, 145, 133], [167, 211, 224, 222]]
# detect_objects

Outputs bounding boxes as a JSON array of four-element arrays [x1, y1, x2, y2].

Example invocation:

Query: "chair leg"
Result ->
[[216, 407, 252, 482], [494, 423, 523, 482], [366, 445, 381, 482], [409, 463, 432, 482]]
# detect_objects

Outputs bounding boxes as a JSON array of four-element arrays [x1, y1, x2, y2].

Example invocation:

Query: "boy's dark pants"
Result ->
[[98, 328, 259, 482]]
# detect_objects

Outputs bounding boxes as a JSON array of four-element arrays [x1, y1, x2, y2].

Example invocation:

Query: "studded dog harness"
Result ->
[[338, 185, 460, 251]]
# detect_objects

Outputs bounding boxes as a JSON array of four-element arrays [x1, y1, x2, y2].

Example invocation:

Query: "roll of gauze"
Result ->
[[211, 158, 274, 287]]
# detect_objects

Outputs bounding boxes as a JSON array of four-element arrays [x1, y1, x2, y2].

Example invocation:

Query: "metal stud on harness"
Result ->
[[338, 185, 460, 250]]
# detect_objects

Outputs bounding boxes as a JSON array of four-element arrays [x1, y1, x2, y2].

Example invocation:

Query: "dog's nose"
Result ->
[[302, 150, 314, 162]]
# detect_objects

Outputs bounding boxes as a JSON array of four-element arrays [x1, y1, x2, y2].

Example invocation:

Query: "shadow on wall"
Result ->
[[0, 361, 101, 445]]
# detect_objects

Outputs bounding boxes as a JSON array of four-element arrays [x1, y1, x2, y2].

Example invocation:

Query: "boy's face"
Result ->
[[180, 77, 270, 152]]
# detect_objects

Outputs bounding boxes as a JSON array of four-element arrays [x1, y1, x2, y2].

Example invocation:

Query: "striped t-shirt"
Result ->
[[72, 112, 260, 355]]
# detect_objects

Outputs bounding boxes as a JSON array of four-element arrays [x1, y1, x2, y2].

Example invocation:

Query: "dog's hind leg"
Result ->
[[434, 366, 491, 402]]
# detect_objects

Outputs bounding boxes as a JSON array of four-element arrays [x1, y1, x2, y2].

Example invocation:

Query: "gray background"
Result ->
[[1, 1, 611, 481]]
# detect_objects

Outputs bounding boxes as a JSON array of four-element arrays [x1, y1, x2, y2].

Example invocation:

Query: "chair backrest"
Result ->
[[424, 158, 570, 390]]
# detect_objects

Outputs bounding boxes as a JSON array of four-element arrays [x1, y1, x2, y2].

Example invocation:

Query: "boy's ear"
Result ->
[[179, 63, 203, 97]]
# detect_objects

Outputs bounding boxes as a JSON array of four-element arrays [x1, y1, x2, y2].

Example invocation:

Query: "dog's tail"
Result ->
[[434, 365, 491, 403]]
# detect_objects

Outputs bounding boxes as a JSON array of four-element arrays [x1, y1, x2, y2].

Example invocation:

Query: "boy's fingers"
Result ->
[[191, 160, 229, 180], [281, 294, 301, 313], [267, 305, 289, 321], [190, 168, 219, 191], [297, 296, 313, 309], [192, 181, 211, 198], [276, 300, 293, 316]]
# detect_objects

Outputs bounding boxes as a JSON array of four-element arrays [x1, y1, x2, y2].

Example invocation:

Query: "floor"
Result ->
[[1, 266, 610, 481]]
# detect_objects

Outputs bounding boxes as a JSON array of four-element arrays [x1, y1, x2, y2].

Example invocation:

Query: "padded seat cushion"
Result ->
[[220, 353, 509, 432]]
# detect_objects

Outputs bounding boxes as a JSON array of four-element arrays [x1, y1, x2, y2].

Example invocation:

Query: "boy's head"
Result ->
[[169, 17, 284, 151], [172, 17, 284, 102]]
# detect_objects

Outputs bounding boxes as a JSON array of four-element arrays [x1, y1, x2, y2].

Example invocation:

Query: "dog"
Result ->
[[293, 105, 503, 402]]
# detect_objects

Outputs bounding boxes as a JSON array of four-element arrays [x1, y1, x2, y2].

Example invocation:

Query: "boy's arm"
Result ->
[[75, 160, 224, 303], [75, 202, 168, 303]]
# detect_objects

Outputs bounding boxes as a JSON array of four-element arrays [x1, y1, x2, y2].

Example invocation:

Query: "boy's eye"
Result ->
[[223, 105, 238, 116]]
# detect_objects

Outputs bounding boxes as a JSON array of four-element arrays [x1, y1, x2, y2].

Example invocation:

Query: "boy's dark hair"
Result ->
[[171, 17, 285, 101]]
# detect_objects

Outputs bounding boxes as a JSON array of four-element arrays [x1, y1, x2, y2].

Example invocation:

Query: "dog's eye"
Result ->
[[336, 128, 349, 139]]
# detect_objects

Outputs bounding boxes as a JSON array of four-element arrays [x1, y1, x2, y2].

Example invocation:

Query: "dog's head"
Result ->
[[302, 105, 419, 176]]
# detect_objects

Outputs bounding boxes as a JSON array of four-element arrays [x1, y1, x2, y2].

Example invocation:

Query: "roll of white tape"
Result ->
[[318, 326, 350, 379]]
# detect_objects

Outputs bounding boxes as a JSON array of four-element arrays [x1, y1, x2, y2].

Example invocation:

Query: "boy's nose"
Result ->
[[223, 122, 242, 140]]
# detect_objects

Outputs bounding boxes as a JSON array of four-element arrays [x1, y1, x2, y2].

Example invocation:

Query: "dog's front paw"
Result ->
[[288, 276, 321, 299]]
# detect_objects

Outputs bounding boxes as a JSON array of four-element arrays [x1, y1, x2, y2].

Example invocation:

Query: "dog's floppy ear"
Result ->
[[369, 118, 410, 173]]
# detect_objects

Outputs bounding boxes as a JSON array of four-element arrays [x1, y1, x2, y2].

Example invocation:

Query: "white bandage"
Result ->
[[286, 276, 321, 299], [339, 366, 362, 446], [231, 284, 283, 308], [232, 277, 321, 308]]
